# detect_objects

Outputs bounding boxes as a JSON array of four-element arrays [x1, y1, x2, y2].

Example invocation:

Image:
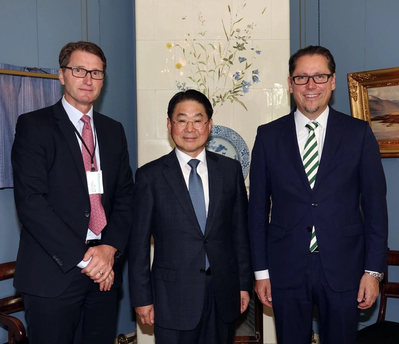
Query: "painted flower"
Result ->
[[242, 80, 252, 93], [170, 3, 266, 113], [176, 81, 187, 90], [252, 69, 260, 83]]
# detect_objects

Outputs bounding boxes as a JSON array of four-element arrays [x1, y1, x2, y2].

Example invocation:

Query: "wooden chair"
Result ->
[[0, 261, 28, 344], [356, 249, 399, 344]]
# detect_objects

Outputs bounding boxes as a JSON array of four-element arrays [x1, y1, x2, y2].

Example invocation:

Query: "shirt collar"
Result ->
[[175, 147, 207, 168], [294, 106, 329, 132], [62, 96, 94, 125]]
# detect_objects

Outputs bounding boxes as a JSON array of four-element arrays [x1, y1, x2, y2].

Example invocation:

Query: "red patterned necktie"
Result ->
[[81, 115, 107, 235]]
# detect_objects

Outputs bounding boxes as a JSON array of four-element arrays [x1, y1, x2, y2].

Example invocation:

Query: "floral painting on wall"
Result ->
[[165, 1, 266, 114]]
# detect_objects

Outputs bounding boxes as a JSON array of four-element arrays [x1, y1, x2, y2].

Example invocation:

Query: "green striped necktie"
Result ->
[[303, 121, 319, 252]]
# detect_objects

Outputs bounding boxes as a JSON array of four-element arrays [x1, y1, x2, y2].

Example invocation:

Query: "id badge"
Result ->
[[86, 170, 104, 194]]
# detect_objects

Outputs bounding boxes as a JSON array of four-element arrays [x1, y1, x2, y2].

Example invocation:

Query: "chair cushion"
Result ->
[[356, 321, 399, 344]]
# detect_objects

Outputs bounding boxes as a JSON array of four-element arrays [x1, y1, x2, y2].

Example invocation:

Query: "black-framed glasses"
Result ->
[[62, 66, 105, 80], [171, 119, 210, 130], [291, 74, 333, 85]]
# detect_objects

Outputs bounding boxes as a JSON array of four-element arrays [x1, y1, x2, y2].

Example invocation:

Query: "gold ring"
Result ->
[[99, 271, 103, 275]]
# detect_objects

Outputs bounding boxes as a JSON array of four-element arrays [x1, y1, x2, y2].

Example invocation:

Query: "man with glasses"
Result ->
[[248, 45, 388, 344], [129, 89, 252, 344], [11, 41, 134, 344]]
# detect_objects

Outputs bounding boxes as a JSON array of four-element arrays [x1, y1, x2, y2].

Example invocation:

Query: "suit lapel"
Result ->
[[314, 108, 344, 189], [162, 151, 203, 235], [282, 112, 312, 192], [53, 101, 87, 191], [205, 151, 223, 236]]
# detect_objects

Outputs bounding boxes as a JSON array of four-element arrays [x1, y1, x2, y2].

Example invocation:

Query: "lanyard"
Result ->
[[73, 124, 98, 172]]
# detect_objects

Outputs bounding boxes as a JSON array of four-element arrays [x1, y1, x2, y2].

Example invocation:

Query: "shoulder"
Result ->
[[257, 112, 293, 133], [137, 152, 176, 174], [329, 107, 369, 129], [18, 103, 56, 123], [93, 111, 124, 129], [206, 150, 242, 172]]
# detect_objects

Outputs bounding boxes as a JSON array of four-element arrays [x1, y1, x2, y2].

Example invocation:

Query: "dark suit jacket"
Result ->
[[129, 149, 252, 331], [248, 107, 388, 292], [12, 100, 134, 297]]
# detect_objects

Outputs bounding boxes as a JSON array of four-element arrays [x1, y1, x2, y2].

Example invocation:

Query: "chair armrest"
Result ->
[[0, 311, 27, 343]]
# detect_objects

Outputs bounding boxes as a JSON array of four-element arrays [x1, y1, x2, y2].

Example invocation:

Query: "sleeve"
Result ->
[[359, 123, 388, 273], [99, 122, 134, 255], [128, 167, 154, 307], [231, 160, 253, 292], [248, 126, 272, 272]]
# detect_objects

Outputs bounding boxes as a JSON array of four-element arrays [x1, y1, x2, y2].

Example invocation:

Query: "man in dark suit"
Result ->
[[129, 89, 252, 344], [11, 41, 134, 344], [248, 45, 388, 344]]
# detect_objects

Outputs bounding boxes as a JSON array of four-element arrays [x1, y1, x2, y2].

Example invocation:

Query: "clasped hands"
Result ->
[[81, 244, 117, 291]]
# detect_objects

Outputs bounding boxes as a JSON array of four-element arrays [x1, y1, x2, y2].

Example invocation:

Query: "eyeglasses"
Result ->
[[62, 66, 105, 80], [171, 119, 210, 130], [291, 74, 333, 85]]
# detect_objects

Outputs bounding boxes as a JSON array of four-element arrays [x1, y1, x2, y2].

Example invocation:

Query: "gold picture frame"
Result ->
[[348, 66, 399, 157]]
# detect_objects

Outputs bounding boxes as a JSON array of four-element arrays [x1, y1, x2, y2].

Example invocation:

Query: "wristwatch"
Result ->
[[366, 271, 384, 282]]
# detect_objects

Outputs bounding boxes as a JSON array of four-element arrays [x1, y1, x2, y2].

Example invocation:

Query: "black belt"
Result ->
[[200, 267, 211, 275], [85, 239, 101, 247]]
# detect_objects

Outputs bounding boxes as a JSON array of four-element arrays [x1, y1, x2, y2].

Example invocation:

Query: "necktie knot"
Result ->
[[188, 159, 200, 170], [188, 159, 200, 172], [306, 121, 318, 132], [81, 114, 91, 125]]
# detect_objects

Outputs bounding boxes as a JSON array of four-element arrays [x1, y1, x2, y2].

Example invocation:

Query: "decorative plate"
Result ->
[[206, 125, 250, 178]]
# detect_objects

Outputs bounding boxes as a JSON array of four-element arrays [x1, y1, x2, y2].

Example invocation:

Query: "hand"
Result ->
[[81, 244, 117, 283], [240, 291, 250, 313], [357, 272, 380, 310], [255, 278, 272, 308], [99, 269, 114, 291], [136, 305, 155, 326]]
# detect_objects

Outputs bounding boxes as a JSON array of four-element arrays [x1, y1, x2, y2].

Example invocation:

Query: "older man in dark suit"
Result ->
[[129, 89, 252, 344], [248, 45, 388, 344], [12, 41, 134, 344]]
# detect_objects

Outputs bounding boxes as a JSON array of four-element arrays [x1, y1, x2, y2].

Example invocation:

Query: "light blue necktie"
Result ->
[[188, 159, 209, 269]]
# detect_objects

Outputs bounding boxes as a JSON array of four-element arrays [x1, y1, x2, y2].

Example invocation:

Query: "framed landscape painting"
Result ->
[[348, 66, 399, 157]]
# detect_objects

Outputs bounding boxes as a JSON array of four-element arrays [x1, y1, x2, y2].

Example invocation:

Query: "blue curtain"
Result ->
[[0, 63, 61, 188]]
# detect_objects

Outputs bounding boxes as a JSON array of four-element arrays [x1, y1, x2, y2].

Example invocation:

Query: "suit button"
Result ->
[[311, 203, 318, 207], [85, 211, 90, 218], [307, 227, 312, 232]]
